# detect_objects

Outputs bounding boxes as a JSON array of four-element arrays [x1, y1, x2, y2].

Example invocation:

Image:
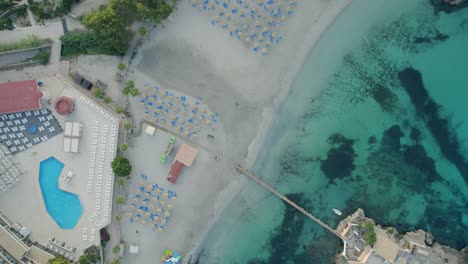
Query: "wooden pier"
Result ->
[[236, 164, 345, 240]]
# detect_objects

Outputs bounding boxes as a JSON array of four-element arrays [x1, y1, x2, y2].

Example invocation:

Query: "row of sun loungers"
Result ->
[[80, 96, 118, 229]]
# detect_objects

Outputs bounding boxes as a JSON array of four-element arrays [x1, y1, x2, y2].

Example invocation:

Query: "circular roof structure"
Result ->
[[55, 96, 74, 115]]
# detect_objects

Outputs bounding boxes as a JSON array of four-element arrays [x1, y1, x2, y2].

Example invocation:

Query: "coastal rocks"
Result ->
[[430, 0, 468, 13], [336, 209, 468, 264], [426, 231, 435, 246]]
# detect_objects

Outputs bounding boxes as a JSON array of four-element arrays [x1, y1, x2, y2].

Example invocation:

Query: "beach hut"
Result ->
[[167, 143, 199, 184]]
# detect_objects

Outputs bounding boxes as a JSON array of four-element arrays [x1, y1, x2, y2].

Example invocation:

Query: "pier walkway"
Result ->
[[236, 164, 345, 241]]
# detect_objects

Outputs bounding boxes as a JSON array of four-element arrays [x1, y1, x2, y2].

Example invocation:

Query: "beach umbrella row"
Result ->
[[127, 178, 177, 231]]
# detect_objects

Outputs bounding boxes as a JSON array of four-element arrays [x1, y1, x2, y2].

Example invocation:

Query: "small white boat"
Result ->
[[332, 209, 342, 216]]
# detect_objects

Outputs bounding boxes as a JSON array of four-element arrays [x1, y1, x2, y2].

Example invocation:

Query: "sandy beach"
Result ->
[[120, 0, 353, 262]]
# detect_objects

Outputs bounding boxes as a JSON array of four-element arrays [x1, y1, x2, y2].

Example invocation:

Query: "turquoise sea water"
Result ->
[[39, 157, 82, 229], [198, 0, 468, 263]]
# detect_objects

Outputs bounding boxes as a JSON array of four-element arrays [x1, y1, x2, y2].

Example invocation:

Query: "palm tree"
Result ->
[[119, 143, 128, 152], [116, 196, 125, 205], [124, 122, 132, 131], [103, 96, 112, 104], [116, 177, 126, 186], [116, 106, 124, 114]]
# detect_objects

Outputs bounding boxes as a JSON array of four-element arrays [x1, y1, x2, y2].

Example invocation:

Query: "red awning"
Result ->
[[167, 160, 184, 184]]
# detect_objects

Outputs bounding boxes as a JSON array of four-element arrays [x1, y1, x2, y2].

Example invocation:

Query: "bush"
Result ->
[[0, 17, 13, 30], [138, 26, 147, 36], [47, 256, 71, 264], [117, 63, 125, 71], [103, 96, 112, 104], [111, 157, 132, 177], [112, 245, 120, 254], [93, 88, 105, 99], [61, 31, 122, 57], [0, 35, 40, 52], [30, 51, 50, 65], [363, 222, 377, 246]]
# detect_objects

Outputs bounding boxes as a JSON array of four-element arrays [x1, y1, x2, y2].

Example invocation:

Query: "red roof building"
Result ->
[[167, 160, 184, 184], [0, 80, 43, 114]]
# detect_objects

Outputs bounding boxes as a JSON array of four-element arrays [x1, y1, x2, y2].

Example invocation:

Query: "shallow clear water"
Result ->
[[39, 157, 82, 229], [198, 0, 468, 263]]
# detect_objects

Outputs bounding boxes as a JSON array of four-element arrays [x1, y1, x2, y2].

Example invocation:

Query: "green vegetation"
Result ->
[[124, 122, 132, 131], [116, 196, 125, 204], [28, 0, 78, 20], [0, 0, 14, 11], [60, 31, 120, 57], [138, 26, 148, 36], [111, 157, 132, 177], [122, 80, 139, 97], [116, 177, 126, 186], [47, 256, 71, 264], [78, 245, 100, 264], [93, 88, 105, 99], [103, 96, 112, 104], [119, 143, 128, 152], [363, 222, 377, 246], [112, 245, 121, 254], [117, 63, 126, 71], [115, 106, 124, 114], [30, 51, 50, 65], [0, 35, 40, 52], [0, 5, 27, 30], [62, 0, 173, 57], [115, 214, 122, 221], [110, 260, 120, 264], [357, 221, 363, 231]]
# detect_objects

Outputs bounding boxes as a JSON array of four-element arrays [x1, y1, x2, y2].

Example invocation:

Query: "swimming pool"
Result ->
[[39, 157, 82, 229]]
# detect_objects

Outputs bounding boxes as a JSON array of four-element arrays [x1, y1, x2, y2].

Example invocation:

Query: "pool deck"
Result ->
[[0, 76, 119, 261]]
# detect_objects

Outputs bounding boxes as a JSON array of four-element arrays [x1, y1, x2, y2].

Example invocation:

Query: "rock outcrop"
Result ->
[[430, 0, 468, 13], [335, 209, 468, 264]]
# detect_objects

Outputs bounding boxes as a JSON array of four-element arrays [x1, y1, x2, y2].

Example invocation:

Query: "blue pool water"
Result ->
[[39, 157, 82, 229]]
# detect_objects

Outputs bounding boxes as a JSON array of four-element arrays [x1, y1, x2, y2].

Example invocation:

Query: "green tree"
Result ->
[[47, 256, 71, 264], [82, 246, 100, 263], [138, 26, 148, 37], [115, 214, 122, 221], [116, 196, 125, 204], [111, 260, 120, 264], [116, 177, 126, 186], [117, 63, 126, 71], [121, 86, 131, 95], [109, 0, 137, 25], [124, 122, 132, 131], [112, 245, 121, 254], [363, 222, 377, 246], [78, 255, 91, 264], [111, 157, 132, 176], [119, 143, 128, 152], [82, 7, 132, 55], [130, 87, 139, 97], [93, 88, 105, 99], [104, 96, 113, 104], [116, 106, 125, 114]]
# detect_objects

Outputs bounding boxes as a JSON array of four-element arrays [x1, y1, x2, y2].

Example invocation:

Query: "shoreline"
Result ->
[[181, 0, 353, 262]]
